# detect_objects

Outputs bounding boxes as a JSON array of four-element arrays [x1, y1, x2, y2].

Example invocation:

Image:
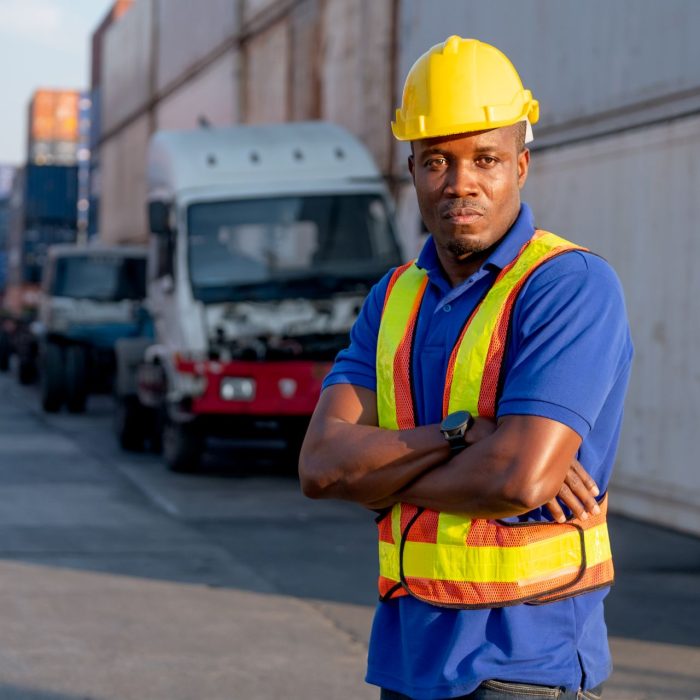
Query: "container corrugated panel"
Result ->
[[155, 0, 238, 94], [243, 0, 280, 24], [398, 0, 700, 139], [244, 20, 289, 124], [321, 0, 394, 173], [91, 0, 134, 89], [524, 114, 700, 536], [289, 0, 321, 121], [101, 0, 154, 135], [156, 49, 239, 130], [23, 165, 78, 227], [98, 114, 150, 245]]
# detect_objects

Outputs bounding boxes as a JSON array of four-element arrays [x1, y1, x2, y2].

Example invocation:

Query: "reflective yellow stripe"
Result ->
[[378, 504, 404, 586], [379, 541, 400, 582], [376, 263, 426, 430], [402, 523, 611, 584], [436, 511, 472, 545], [447, 231, 578, 416]]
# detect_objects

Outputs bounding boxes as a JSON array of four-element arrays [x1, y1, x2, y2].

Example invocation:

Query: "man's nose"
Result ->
[[444, 162, 479, 198]]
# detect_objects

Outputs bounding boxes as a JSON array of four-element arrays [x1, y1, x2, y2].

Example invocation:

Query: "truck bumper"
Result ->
[[185, 359, 332, 417]]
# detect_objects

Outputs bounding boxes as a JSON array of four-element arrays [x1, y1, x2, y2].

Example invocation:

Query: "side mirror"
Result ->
[[149, 201, 172, 235]]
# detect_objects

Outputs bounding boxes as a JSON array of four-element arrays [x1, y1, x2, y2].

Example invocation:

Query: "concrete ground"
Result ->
[[0, 372, 697, 699]]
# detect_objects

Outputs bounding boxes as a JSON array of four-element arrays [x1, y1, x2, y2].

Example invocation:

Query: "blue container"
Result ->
[[23, 165, 78, 226]]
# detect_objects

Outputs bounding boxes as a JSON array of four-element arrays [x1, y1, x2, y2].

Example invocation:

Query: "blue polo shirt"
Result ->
[[323, 203, 634, 699]]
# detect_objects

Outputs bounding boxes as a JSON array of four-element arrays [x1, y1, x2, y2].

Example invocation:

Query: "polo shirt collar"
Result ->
[[415, 203, 536, 285]]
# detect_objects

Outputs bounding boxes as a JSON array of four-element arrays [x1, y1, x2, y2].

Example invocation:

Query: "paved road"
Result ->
[[0, 372, 698, 699]]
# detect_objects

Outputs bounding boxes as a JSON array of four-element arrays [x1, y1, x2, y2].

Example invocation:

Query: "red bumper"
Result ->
[[186, 360, 332, 416]]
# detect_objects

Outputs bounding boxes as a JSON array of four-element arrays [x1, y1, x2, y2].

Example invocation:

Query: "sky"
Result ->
[[0, 0, 115, 165]]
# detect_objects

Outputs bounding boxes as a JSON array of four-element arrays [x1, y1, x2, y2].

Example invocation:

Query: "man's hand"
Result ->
[[545, 460, 601, 522], [450, 417, 601, 521]]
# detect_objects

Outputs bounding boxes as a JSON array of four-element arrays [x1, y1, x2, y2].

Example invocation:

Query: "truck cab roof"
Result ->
[[148, 121, 384, 197]]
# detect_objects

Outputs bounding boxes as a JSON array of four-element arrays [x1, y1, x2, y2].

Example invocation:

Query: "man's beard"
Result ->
[[446, 237, 487, 258]]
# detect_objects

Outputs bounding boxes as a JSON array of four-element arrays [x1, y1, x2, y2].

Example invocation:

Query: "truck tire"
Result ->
[[40, 343, 65, 412], [115, 395, 146, 451], [163, 420, 203, 473], [18, 356, 37, 385], [65, 345, 88, 414], [0, 331, 11, 372]]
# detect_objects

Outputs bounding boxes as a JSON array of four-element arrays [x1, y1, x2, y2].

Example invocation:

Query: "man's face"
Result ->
[[409, 125, 530, 261]]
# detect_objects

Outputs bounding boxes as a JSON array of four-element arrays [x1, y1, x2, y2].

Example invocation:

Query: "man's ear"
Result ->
[[517, 148, 530, 189], [408, 154, 415, 182]]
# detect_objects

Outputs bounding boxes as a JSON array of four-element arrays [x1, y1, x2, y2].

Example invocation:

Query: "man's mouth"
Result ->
[[441, 206, 484, 225]]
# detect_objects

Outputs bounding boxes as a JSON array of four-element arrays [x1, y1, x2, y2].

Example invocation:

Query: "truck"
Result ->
[[37, 244, 147, 413], [114, 121, 402, 471], [0, 164, 79, 381]]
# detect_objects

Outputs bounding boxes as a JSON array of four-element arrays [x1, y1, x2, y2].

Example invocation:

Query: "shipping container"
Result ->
[[155, 0, 238, 95], [397, 0, 700, 147], [101, 0, 154, 136], [321, 0, 394, 173], [244, 20, 289, 124], [155, 49, 240, 130], [99, 114, 150, 245], [26, 90, 80, 166], [23, 165, 78, 226], [91, 0, 134, 90], [523, 114, 700, 536]]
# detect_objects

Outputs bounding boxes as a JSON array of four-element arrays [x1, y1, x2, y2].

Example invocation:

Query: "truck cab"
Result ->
[[117, 121, 402, 471], [38, 244, 147, 413]]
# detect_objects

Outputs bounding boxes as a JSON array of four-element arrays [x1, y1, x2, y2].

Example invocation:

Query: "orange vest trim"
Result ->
[[375, 231, 614, 609]]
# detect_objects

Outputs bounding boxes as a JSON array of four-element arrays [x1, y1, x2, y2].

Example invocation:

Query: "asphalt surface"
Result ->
[[0, 371, 698, 699]]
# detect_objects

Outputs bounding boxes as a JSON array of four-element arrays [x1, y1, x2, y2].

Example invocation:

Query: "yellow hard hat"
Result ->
[[392, 36, 539, 141]]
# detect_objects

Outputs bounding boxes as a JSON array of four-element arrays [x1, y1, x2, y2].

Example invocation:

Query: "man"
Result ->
[[299, 36, 633, 700]]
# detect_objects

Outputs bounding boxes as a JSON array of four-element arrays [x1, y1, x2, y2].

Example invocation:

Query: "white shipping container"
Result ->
[[156, 0, 239, 94], [99, 114, 151, 245], [243, 0, 280, 25], [524, 115, 700, 536], [321, 0, 394, 173], [156, 49, 240, 131], [398, 0, 700, 140], [244, 20, 289, 124], [101, 0, 154, 135], [289, 0, 321, 121]]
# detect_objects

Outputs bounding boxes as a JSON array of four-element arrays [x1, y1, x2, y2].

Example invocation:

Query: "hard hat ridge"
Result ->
[[392, 35, 539, 142]]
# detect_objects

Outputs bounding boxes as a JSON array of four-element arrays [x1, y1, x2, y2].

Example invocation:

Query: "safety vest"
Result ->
[[376, 230, 614, 608]]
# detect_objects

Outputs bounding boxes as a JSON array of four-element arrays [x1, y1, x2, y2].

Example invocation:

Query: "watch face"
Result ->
[[441, 410, 472, 433]]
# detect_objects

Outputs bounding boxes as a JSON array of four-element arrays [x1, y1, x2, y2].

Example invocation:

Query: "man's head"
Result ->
[[408, 121, 529, 261], [393, 36, 538, 267]]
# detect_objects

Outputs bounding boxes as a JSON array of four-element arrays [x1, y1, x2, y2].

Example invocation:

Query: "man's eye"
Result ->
[[478, 156, 497, 166], [426, 158, 447, 168]]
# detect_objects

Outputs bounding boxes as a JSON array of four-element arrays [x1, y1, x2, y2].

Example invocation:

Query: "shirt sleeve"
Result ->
[[497, 251, 634, 439], [321, 270, 394, 393]]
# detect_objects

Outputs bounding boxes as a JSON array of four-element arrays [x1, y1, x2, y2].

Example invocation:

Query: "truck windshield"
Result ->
[[187, 194, 401, 303], [52, 255, 147, 301]]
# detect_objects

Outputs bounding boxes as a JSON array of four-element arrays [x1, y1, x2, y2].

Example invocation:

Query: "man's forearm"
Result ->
[[299, 419, 450, 504], [391, 416, 582, 519]]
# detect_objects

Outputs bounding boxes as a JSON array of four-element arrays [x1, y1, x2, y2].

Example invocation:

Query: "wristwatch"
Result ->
[[440, 410, 474, 455]]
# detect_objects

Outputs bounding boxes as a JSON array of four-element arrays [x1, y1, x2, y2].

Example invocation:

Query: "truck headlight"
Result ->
[[220, 377, 256, 401]]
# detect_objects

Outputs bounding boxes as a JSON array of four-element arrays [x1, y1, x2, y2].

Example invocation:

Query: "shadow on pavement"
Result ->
[[606, 513, 700, 647], [0, 684, 102, 700]]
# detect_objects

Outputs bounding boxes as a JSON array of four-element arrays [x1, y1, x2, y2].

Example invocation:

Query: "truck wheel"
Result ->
[[115, 395, 146, 451], [163, 420, 203, 473], [65, 345, 88, 414], [18, 356, 37, 385], [0, 332, 11, 372], [40, 343, 65, 412]]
